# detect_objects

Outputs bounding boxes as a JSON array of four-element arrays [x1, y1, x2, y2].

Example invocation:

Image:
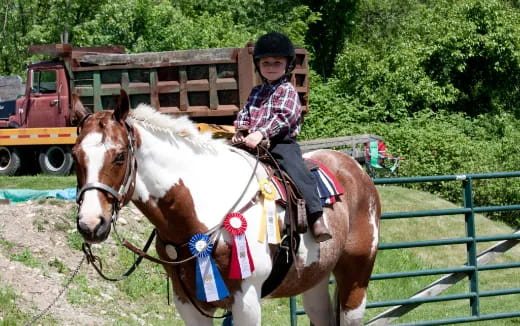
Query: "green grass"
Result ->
[[364, 186, 520, 325], [9, 248, 42, 269], [1, 176, 518, 325], [0, 284, 28, 325], [0, 175, 76, 189]]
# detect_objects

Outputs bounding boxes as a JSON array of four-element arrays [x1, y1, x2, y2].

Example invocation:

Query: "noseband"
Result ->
[[76, 116, 137, 224]]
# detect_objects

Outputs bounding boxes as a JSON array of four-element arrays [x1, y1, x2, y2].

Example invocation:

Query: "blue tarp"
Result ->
[[0, 188, 76, 203]]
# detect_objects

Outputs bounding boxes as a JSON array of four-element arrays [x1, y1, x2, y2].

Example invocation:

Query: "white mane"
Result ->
[[129, 103, 224, 151]]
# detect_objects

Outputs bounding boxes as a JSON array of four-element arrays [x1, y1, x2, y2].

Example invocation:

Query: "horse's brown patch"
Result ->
[[136, 180, 243, 310]]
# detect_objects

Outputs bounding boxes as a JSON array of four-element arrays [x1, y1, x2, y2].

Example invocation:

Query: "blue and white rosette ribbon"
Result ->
[[189, 233, 229, 302]]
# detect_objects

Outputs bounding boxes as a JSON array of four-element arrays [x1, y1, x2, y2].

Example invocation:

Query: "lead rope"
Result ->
[[23, 256, 86, 326]]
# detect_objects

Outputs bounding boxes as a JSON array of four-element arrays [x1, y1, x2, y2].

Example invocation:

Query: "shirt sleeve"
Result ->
[[256, 84, 301, 138], [234, 87, 259, 130]]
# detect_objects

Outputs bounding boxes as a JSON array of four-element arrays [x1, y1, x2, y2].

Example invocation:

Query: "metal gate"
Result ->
[[290, 171, 520, 325]]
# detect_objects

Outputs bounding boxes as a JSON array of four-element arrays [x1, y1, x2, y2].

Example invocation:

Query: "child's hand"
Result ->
[[231, 130, 246, 144], [244, 131, 264, 148]]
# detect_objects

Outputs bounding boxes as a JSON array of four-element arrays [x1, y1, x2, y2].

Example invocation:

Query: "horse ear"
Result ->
[[71, 93, 90, 124], [114, 89, 130, 123]]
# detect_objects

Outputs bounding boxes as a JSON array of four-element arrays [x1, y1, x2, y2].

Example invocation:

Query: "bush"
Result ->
[[301, 109, 520, 227]]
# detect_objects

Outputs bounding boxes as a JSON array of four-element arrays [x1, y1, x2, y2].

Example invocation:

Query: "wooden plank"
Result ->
[[209, 65, 218, 110], [179, 67, 188, 111], [299, 134, 383, 151], [150, 69, 160, 109], [121, 70, 129, 97], [366, 230, 520, 326], [237, 47, 254, 110], [76, 47, 237, 67], [93, 71, 102, 111]]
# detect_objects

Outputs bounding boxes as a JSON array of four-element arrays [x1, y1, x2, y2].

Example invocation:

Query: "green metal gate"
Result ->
[[290, 171, 520, 325]]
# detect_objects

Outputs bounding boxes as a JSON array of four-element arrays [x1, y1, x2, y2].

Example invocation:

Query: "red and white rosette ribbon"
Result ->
[[223, 212, 255, 279]]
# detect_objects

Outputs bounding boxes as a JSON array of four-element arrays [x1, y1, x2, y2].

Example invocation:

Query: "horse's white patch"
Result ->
[[173, 294, 213, 326], [368, 196, 379, 258], [342, 294, 366, 326], [298, 219, 322, 266]]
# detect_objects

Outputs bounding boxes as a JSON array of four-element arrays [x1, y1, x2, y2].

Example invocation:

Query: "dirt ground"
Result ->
[[0, 200, 146, 325]]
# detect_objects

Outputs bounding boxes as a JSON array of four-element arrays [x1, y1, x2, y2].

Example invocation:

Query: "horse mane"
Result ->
[[129, 103, 224, 152]]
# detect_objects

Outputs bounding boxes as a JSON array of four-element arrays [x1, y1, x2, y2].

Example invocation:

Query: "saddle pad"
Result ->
[[270, 158, 344, 206]]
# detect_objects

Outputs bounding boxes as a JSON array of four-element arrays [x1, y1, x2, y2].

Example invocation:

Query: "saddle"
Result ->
[[255, 144, 317, 234], [233, 142, 342, 297]]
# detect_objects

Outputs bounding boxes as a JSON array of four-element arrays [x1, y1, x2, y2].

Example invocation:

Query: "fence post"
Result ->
[[462, 177, 480, 316], [290, 296, 297, 326]]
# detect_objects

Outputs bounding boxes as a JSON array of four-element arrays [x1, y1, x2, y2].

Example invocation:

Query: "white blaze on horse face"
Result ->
[[78, 132, 118, 225]]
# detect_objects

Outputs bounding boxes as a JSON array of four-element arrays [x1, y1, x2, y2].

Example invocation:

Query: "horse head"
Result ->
[[72, 90, 137, 243]]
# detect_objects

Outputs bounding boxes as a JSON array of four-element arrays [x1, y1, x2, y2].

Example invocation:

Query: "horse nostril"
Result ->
[[94, 214, 111, 239], [77, 218, 93, 237]]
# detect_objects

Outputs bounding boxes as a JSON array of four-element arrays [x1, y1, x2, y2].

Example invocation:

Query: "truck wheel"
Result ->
[[38, 145, 73, 175], [0, 146, 21, 176]]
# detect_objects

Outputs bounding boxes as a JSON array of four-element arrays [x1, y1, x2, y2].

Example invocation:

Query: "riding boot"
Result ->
[[309, 211, 332, 243]]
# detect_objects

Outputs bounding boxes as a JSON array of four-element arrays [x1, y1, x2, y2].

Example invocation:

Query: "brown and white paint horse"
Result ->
[[73, 92, 380, 326]]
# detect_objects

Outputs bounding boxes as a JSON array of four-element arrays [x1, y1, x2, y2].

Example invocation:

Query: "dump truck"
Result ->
[[0, 43, 309, 176]]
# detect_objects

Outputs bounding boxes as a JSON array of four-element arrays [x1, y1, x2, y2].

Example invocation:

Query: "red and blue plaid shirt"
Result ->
[[234, 78, 301, 138]]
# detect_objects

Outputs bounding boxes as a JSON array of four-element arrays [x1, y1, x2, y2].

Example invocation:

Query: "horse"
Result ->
[[72, 91, 380, 326]]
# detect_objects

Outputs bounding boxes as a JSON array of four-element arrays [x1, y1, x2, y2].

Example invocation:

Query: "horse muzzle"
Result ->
[[77, 213, 112, 244]]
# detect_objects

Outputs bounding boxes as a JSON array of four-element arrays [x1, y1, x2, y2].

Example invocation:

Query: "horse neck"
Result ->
[[131, 125, 260, 241]]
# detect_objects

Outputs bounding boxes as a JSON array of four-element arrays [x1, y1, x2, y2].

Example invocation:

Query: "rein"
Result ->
[[81, 229, 156, 281]]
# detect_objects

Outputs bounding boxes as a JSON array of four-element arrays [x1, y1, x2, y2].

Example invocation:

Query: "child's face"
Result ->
[[259, 56, 288, 82]]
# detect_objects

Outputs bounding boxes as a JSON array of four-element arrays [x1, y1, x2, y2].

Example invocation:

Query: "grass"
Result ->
[[363, 186, 520, 325], [9, 248, 42, 269], [0, 284, 28, 325], [1, 176, 518, 325], [0, 175, 76, 189]]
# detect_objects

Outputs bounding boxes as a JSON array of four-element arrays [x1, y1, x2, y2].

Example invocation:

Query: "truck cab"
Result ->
[[2, 61, 70, 129]]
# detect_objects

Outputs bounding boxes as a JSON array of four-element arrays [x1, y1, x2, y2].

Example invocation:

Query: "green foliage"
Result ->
[[0, 0, 319, 76], [333, 0, 520, 119], [302, 0, 358, 77]]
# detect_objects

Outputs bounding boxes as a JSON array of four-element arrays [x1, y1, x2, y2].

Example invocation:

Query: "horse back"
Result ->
[[267, 149, 381, 298]]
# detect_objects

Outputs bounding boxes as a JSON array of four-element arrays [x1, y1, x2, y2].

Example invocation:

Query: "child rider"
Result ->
[[231, 31, 332, 243]]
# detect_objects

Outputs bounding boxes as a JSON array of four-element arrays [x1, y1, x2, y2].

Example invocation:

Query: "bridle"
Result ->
[[75, 116, 137, 224]]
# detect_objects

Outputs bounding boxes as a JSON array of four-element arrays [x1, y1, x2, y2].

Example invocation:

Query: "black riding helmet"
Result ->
[[253, 31, 296, 76]]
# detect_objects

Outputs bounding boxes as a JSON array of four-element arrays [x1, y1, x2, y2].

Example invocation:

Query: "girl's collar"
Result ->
[[262, 77, 288, 91]]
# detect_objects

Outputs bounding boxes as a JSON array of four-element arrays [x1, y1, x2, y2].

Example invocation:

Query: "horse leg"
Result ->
[[302, 276, 334, 326], [173, 296, 214, 326], [230, 283, 262, 326], [334, 254, 374, 326]]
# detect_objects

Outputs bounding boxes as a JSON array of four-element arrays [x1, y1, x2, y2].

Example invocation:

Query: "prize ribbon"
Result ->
[[258, 179, 281, 244], [189, 233, 229, 302], [223, 213, 255, 279]]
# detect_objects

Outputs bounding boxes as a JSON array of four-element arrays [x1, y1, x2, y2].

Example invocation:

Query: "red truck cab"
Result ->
[[2, 61, 70, 129]]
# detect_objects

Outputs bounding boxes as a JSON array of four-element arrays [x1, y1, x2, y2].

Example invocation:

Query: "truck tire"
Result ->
[[0, 146, 21, 176], [38, 145, 73, 175]]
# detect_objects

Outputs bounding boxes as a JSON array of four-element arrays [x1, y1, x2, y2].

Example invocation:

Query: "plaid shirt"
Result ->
[[234, 78, 302, 138]]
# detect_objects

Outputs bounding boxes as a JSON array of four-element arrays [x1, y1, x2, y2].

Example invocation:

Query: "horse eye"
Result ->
[[114, 152, 126, 165]]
